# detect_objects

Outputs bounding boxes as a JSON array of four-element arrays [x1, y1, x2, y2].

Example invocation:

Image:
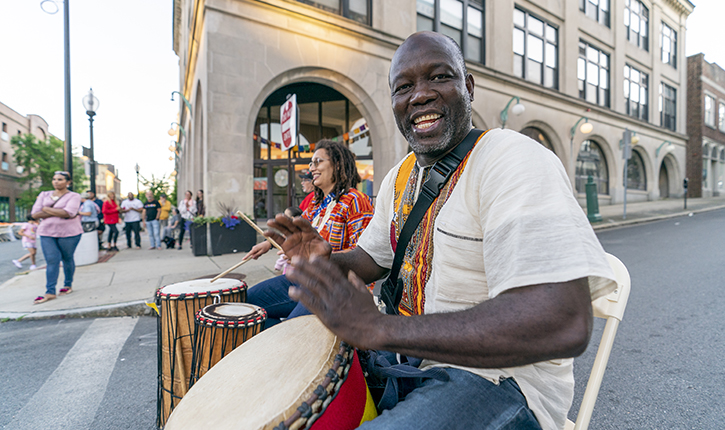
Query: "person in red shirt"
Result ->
[[298, 171, 315, 211], [102, 191, 120, 251]]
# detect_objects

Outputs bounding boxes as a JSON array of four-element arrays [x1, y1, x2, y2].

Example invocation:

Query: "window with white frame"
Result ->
[[624, 64, 648, 120], [513, 8, 558, 89], [661, 22, 677, 68], [579, 0, 609, 27], [624, 0, 648, 51], [416, 0, 485, 64], [578, 41, 609, 107], [705, 95, 716, 127], [297, 0, 371, 25], [719, 102, 725, 132], [659, 83, 676, 131]]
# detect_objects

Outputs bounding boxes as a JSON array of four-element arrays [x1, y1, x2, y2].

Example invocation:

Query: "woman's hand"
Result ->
[[244, 241, 272, 260]]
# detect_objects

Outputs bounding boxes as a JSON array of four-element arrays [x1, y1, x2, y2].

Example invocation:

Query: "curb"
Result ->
[[0, 300, 155, 322], [592, 204, 725, 231]]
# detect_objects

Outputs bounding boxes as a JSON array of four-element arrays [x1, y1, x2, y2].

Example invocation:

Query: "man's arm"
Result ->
[[287, 256, 592, 369]]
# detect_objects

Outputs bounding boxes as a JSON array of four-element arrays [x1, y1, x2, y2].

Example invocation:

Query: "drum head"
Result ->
[[196, 303, 267, 327], [165, 315, 338, 430], [158, 278, 243, 297]]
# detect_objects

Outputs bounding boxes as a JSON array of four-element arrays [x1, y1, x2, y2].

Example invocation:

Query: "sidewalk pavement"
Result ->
[[2, 195, 725, 322]]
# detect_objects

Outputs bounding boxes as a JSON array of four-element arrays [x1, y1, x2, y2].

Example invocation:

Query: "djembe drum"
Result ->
[[156, 278, 247, 427], [189, 302, 267, 387], [164, 315, 378, 430]]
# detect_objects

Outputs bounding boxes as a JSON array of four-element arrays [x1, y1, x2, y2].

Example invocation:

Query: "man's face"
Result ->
[[389, 32, 474, 161], [89, 192, 96, 199], [146, 191, 154, 201], [128, 192, 134, 200], [301, 178, 314, 193]]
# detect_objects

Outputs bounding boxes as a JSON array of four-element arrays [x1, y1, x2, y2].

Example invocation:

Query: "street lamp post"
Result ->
[[82, 88, 100, 194], [499, 96, 525, 129], [135, 163, 140, 197], [569, 116, 593, 183]]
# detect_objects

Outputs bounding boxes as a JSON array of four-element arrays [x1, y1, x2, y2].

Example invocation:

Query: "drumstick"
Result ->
[[236, 211, 284, 252], [209, 254, 253, 283]]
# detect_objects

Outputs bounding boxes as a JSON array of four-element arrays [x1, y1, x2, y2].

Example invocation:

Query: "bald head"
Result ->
[[389, 32, 467, 89]]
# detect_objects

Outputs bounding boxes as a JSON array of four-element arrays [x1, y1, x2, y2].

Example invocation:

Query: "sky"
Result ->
[[0, 0, 723, 195]]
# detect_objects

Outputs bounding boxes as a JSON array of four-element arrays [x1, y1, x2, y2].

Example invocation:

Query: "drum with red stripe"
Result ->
[[164, 315, 377, 429]]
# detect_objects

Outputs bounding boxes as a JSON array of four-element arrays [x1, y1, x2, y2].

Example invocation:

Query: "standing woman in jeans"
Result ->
[[31, 171, 83, 304], [102, 191, 120, 251], [177, 190, 197, 250]]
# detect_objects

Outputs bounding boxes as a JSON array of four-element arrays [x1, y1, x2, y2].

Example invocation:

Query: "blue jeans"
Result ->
[[359, 369, 541, 430], [245, 275, 311, 328], [40, 235, 81, 296], [147, 220, 161, 248]]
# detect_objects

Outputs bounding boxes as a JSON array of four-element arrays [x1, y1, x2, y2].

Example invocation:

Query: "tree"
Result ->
[[10, 134, 87, 210], [139, 173, 171, 203]]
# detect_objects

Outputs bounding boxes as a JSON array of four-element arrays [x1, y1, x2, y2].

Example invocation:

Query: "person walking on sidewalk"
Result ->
[[120, 192, 143, 249], [177, 190, 197, 250], [143, 190, 162, 250], [158, 193, 172, 230], [11, 215, 39, 271], [102, 191, 120, 251], [30, 171, 83, 304]]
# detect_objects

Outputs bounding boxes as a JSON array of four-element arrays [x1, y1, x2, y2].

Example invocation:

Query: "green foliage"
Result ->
[[192, 215, 222, 226], [169, 177, 178, 207], [10, 134, 87, 210], [139, 174, 171, 203]]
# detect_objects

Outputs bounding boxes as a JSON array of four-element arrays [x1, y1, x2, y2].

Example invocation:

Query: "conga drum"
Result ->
[[164, 315, 378, 430], [156, 278, 247, 427], [189, 302, 267, 387]]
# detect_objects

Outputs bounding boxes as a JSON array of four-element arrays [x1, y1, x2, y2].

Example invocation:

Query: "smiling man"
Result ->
[[269, 31, 617, 430]]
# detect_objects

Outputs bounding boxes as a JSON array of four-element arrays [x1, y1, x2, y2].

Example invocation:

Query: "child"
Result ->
[[274, 206, 302, 273], [12, 215, 39, 270]]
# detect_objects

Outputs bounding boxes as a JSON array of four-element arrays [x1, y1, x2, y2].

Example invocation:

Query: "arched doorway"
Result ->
[[253, 82, 373, 219], [520, 126, 554, 153], [658, 161, 670, 198]]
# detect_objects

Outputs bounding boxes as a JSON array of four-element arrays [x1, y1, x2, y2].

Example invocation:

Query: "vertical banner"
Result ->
[[280, 94, 297, 151]]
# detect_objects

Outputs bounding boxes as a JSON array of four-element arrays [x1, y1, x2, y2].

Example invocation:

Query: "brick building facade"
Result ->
[[687, 53, 725, 197]]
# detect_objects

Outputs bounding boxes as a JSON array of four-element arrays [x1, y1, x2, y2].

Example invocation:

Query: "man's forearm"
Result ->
[[361, 278, 593, 368], [330, 247, 388, 284]]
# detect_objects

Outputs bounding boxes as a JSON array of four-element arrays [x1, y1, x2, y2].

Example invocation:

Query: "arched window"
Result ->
[[576, 140, 609, 194], [520, 126, 554, 152], [626, 150, 646, 190], [253, 82, 373, 218]]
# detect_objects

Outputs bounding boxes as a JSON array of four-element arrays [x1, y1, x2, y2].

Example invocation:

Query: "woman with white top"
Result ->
[[176, 190, 197, 250]]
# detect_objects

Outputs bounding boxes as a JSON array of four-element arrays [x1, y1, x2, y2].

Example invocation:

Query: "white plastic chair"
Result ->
[[565, 253, 631, 430]]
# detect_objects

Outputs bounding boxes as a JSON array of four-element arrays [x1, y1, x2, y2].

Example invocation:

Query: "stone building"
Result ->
[[686, 53, 725, 197], [79, 159, 122, 199], [0, 101, 50, 222], [171, 0, 694, 218]]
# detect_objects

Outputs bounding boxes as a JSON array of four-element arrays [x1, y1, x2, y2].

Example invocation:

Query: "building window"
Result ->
[[624, 0, 648, 51], [623, 65, 648, 121], [579, 0, 609, 27], [1, 152, 7, 171], [578, 41, 610, 107], [705, 95, 716, 127], [0, 197, 9, 222], [1, 123, 7, 142], [719, 102, 725, 132], [626, 150, 646, 191], [576, 140, 609, 195], [513, 8, 558, 89], [297, 0, 371, 25], [659, 83, 676, 131], [661, 22, 677, 68], [416, 0, 485, 64]]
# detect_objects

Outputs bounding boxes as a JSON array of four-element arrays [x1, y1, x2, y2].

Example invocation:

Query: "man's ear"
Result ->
[[466, 73, 475, 102]]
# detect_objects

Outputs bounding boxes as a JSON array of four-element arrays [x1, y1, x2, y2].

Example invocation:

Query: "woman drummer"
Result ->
[[245, 140, 374, 327]]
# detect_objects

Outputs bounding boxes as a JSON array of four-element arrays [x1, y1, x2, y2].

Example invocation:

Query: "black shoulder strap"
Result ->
[[379, 129, 484, 314]]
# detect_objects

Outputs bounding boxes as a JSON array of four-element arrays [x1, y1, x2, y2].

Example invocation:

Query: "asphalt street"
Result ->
[[569, 208, 725, 428]]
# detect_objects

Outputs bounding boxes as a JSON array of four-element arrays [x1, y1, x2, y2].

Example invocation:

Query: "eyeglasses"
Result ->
[[309, 158, 329, 167]]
